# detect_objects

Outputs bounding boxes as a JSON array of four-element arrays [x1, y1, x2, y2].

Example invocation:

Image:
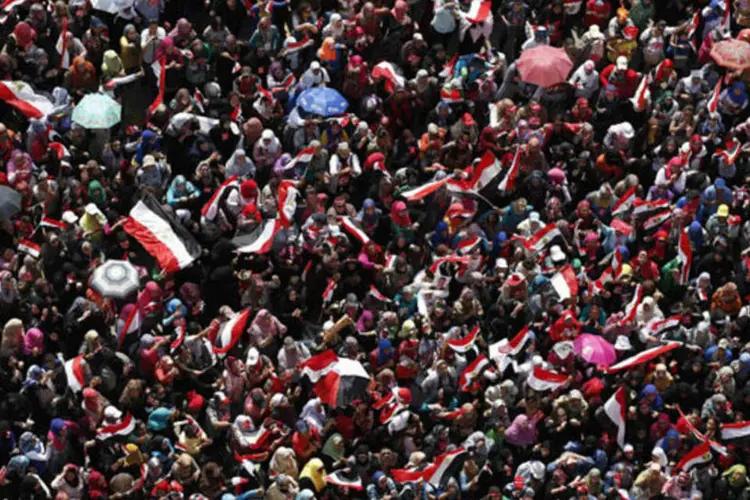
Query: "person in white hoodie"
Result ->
[[568, 60, 599, 99]]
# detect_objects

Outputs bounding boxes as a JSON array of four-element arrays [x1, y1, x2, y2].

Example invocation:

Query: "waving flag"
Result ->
[[368, 284, 392, 303], [617, 284, 643, 327], [1, 0, 24, 10], [447, 151, 502, 193], [97, 413, 136, 440], [490, 326, 532, 372], [0, 81, 55, 118], [213, 308, 252, 356], [590, 266, 614, 296], [202, 176, 239, 221], [118, 293, 148, 350], [429, 255, 473, 275], [18, 239, 41, 258], [456, 236, 482, 255], [148, 56, 167, 115], [611, 247, 624, 278], [678, 229, 692, 285], [633, 198, 669, 216], [607, 342, 681, 373], [497, 148, 521, 192], [459, 355, 493, 392], [715, 139, 744, 166], [630, 73, 651, 112], [612, 185, 637, 215], [527, 366, 569, 392], [643, 315, 682, 338], [687, 11, 701, 51], [124, 195, 202, 273], [322, 279, 337, 304], [372, 62, 406, 93], [401, 178, 450, 201], [314, 358, 371, 408], [721, 421, 750, 440], [277, 180, 299, 229], [524, 223, 561, 254], [283, 146, 315, 172], [325, 471, 363, 491], [464, 0, 491, 22], [300, 350, 339, 382], [550, 264, 579, 300], [234, 219, 283, 254], [447, 325, 480, 353], [40, 217, 65, 231], [707, 80, 721, 113], [604, 387, 627, 447], [64, 355, 86, 392], [340, 216, 370, 244], [676, 442, 712, 471], [643, 210, 671, 231]]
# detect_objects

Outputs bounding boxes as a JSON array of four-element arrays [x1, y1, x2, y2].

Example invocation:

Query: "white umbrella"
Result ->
[[90, 260, 139, 299], [90, 0, 134, 13]]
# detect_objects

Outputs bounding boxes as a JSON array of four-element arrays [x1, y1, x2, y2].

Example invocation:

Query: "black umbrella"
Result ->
[[0, 185, 22, 220]]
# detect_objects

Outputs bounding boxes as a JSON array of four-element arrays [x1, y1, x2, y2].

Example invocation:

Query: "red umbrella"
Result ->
[[516, 46, 573, 88], [314, 358, 371, 408], [711, 39, 750, 70]]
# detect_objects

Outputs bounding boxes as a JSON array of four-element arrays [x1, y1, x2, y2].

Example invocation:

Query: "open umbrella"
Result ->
[[314, 358, 370, 408], [296, 87, 349, 117], [90, 260, 139, 299], [91, 0, 134, 14], [516, 46, 573, 88], [574, 334, 617, 366], [711, 39, 750, 70], [72, 93, 122, 129], [0, 185, 21, 220]]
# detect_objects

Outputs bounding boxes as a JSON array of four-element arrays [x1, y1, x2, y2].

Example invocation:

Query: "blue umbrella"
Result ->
[[296, 87, 349, 117]]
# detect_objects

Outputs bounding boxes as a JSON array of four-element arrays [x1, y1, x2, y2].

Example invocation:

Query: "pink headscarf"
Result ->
[[23, 328, 43, 355]]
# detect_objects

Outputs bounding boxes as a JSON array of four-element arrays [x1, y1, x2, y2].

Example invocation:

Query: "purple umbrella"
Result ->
[[574, 334, 617, 366]]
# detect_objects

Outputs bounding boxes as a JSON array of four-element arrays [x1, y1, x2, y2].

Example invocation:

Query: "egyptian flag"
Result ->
[[64, 355, 86, 392], [644, 315, 682, 338], [604, 387, 627, 447], [193, 89, 205, 113], [314, 358, 371, 408], [524, 223, 561, 254], [56, 17, 69, 69], [629, 73, 651, 112], [678, 229, 692, 285], [459, 355, 493, 392], [1, 0, 24, 10], [213, 308, 252, 356], [611, 247, 624, 278], [372, 62, 406, 93], [607, 342, 681, 373], [429, 255, 473, 275], [202, 176, 239, 221], [707, 80, 721, 113], [49, 141, 71, 160], [123, 195, 201, 273], [612, 185, 636, 215], [721, 421, 750, 440], [322, 279, 337, 304], [368, 284, 392, 303], [340, 216, 370, 244], [40, 217, 65, 231], [392, 449, 468, 487], [497, 148, 521, 192], [465, 0, 491, 23], [0, 81, 55, 118], [97, 413, 136, 440], [687, 11, 701, 51], [385, 254, 398, 271], [526, 366, 569, 392], [439, 55, 458, 79], [643, 210, 671, 231], [175, 415, 208, 452], [721, 1, 731, 32], [18, 239, 41, 258], [148, 56, 167, 115], [676, 442, 713, 471], [440, 87, 463, 103], [617, 284, 643, 327], [633, 198, 669, 216], [401, 177, 450, 201], [490, 326, 532, 372], [550, 264, 579, 300], [282, 146, 315, 172], [325, 470, 364, 491], [448, 325, 480, 353], [118, 292, 149, 350], [715, 139, 743, 166], [456, 236, 482, 255], [447, 151, 502, 193], [300, 350, 339, 382], [590, 266, 614, 296], [277, 180, 299, 229], [373, 387, 412, 423], [234, 219, 283, 254]]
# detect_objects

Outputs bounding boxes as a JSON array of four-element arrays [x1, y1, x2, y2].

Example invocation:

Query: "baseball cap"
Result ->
[[718, 204, 730, 217], [616, 56, 628, 70]]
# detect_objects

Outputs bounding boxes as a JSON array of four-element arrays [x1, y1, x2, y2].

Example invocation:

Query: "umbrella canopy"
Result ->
[[314, 358, 370, 408], [72, 93, 122, 129], [0, 185, 22, 220], [516, 46, 573, 88], [711, 39, 750, 70], [91, 0, 134, 14], [90, 260, 140, 299], [574, 334, 617, 366], [297, 87, 349, 117]]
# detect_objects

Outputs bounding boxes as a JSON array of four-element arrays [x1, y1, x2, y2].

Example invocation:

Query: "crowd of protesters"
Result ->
[[5, 0, 750, 499]]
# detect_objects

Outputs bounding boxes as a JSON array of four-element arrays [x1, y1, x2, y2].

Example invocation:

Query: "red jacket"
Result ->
[[600, 65, 640, 99]]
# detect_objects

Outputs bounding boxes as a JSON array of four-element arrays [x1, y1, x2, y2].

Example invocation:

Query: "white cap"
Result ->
[[62, 210, 78, 224], [247, 347, 260, 365], [261, 129, 274, 140], [310, 61, 321, 70], [550, 245, 565, 263], [103, 406, 123, 420], [615, 335, 633, 351], [616, 56, 628, 70], [84, 203, 99, 216]]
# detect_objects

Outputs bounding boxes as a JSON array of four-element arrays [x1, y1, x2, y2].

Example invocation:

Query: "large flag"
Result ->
[[550, 264, 579, 300], [489, 326, 532, 372], [123, 195, 202, 273], [277, 180, 299, 228], [300, 350, 339, 383], [1, 0, 25, 10], [464, 0, 492, 22], [526, 366, 569, 392], [612, 185, 637, 215], [401, 178, 450, 201], [213, 308, 252, 356], [392, 448, 467, 487], [64, 355, 86, 392], [607, 342, 681, 373], [497, 148, 521, 192], [604, 387, 627, 447], [675, 441, 713, 471], [97, 413, 136, 440], [447, 325, 480, 353], [617, 284, 643, 327], [202, 176, 239, 221], [0, 81, 55, 118], [447, 151, 502, 193], [524, 223, 561, 254], [721, 421, 750, 441], [234, 219, 283, 254]]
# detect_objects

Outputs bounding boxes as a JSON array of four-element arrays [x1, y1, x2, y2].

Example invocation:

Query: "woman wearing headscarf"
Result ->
[[269, 446, 299, 479], [120, 24, 141, 73], [101, 50, 124, 83], [1, 318, 24, 357], [253, 129, 282, 186], [249, 309, 287, 357], [715, 464, 750, 498], [19, 431, 51, 474], [6, 150, 34, 188], [63, 56, 98, 96], [719, 82, 749, 122], [390, 200, 416, 243], [300, 398, 327, 434], [166, 175, 200, 223], [298, 458, 326, 493], [0, 271, 18, 320], [154, 37, 184, 93], [225, 149, 256, 179]]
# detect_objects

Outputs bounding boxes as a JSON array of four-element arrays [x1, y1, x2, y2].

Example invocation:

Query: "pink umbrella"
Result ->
[[516, 46, 573, 88], [574, 334, 617, 366]]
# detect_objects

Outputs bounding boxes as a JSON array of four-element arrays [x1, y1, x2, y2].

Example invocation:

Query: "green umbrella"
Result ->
[[72, 93, 122, 129]]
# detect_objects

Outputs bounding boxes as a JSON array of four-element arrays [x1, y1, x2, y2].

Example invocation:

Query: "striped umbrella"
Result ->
[[90, 260, 140, 299], [314, 358, 371, 408]]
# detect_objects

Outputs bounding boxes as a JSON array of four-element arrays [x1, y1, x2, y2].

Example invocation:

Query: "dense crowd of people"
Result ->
[[4, 0, 750, 498]]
